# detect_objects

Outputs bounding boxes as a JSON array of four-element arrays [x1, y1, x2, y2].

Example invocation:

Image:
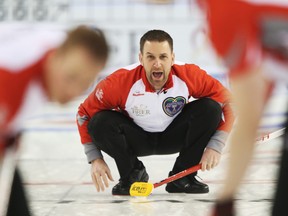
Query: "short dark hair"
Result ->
[[60, 25, 109, 64], [140, 29, 173, 53]]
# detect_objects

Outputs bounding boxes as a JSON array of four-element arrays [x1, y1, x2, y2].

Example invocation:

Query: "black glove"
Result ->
[[212, 198, 235, 216]]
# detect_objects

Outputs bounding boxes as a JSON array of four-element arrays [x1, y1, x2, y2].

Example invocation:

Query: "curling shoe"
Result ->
[[165, 171, 209, 194], [112, 161, 149, 195]]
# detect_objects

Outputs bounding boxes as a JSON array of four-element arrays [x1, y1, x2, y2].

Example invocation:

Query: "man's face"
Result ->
[[47, 46, 104, 104], [139, 41, 175, 91]]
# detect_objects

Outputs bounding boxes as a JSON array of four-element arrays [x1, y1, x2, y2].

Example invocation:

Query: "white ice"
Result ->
[[17, 90, 286, 216]]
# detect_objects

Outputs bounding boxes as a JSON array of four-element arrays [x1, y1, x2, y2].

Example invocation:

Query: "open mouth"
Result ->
[[152, 72, 164, 79]]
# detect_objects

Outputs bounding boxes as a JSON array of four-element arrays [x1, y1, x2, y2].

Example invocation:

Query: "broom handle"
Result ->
[[153, 164, 201, 189], [153, 127, 286, 189]]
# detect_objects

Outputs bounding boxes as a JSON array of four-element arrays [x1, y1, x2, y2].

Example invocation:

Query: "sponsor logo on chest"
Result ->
[[132, 91, 145, 96], [131, 104, 151, 116], [162, 96, 186, 117]]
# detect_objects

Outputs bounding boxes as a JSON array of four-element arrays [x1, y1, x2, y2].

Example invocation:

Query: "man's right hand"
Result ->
[[91, 158, 114, 192]]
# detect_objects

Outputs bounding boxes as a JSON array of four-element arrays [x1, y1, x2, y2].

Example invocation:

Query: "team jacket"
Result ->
[[202, 0, 288, 81], [0, 25, 65, 148], [77, 62, 234, 162]]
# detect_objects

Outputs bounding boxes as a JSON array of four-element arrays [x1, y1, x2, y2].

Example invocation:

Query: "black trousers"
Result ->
[[3, 136, 31, 216], [272, 117, 288, 216], [6, 168, 31, 216], [88, 98, 222, 180]]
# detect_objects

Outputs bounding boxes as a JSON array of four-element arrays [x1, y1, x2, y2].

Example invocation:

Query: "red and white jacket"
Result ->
[[77, 62, 234, 162], [0, 25, 65, 148], [201, 0, 288, 81]]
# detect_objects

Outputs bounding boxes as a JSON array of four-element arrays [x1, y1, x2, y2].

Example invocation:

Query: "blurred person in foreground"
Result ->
[[0, 25, 108, 216], [198, 0, 288, 215]]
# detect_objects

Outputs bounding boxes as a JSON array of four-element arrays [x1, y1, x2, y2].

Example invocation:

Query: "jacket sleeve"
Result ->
[[76, 74, 122, 163], [182, 64, 235, 153]]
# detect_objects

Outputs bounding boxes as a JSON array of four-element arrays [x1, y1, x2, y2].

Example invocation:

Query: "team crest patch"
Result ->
[[162, 96, 186, 117]]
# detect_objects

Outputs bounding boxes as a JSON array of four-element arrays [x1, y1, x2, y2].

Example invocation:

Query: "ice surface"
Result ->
[[17, 128, 282, 216], [15, 94, 285, 216]]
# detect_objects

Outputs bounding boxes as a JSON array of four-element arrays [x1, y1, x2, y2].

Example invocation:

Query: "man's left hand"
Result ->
[[200, 147, 221, 171]]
